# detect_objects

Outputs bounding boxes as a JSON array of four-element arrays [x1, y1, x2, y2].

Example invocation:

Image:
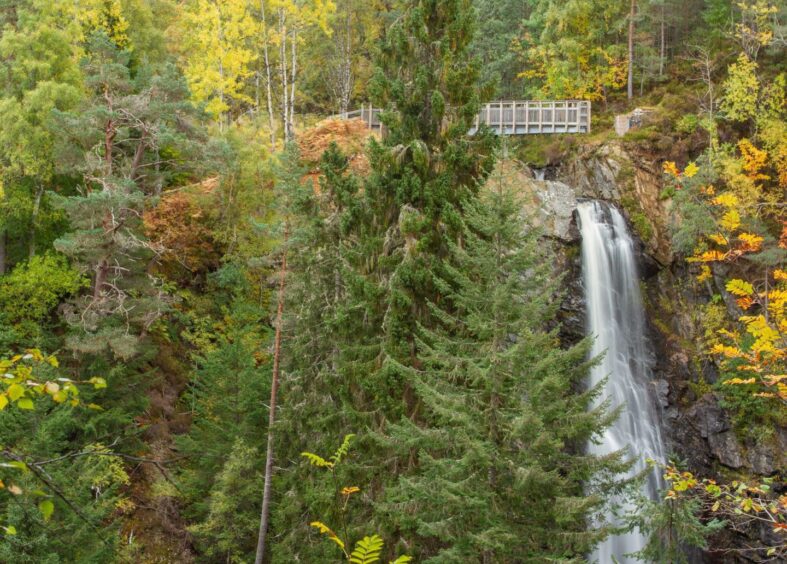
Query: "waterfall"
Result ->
[[577, 200, 666, 563]]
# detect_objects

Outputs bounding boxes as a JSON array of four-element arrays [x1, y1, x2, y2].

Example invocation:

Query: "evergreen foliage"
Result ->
[[382, 172, 627, 562], [0, 0, 784, 561], [52, 34, 202, 360]]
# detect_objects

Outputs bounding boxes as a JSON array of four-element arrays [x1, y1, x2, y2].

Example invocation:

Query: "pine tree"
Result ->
[[381, 173, 628, 562], [51, 33, 202, 360]]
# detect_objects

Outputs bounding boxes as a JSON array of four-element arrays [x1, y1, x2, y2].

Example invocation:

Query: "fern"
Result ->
[[349, 535, 383, 564], [310, 521, 345, 551], [301, 451, 333, 468], [389, 557, 413, 564], [330, 433, 355, 465]]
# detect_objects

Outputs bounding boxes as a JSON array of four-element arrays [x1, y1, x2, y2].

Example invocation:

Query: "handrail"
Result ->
[[333, 100, 591, 135]]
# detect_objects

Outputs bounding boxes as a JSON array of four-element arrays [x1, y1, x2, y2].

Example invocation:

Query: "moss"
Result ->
[[511, 134, 578, 167], [619, 195, 654, 242], [631, 211, 654, 241], [615, 163, 636, 190], [688, 376, 713, 399], [622, 125, 661, 142], [563, 243, 580, 260]]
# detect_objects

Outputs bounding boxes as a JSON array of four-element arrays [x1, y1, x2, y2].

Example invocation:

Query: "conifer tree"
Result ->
[[383, 175, 628, 562], [364, 0, 497, 425], [52, 34, 202, 360], [266, 143, 379, 560]]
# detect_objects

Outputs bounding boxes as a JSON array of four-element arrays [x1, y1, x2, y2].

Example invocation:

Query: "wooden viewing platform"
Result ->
[[336, 100, 591, 135]]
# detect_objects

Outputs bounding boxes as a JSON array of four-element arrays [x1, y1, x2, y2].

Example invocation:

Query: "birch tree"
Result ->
[[181, 0, 258, 127], [269, 0, 335, 141]]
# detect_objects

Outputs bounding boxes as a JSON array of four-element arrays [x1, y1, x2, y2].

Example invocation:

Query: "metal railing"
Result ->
[[335, 100, 591, 136]]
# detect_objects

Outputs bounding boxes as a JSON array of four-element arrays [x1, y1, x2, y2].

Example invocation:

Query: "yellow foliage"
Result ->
[[720, 209, 741, 231], [723, 377, 757, 385], [739, 139, 770, 181], [697, 265, 713, 283], [708, 233, 728, 246], [310, 521, 345, 551], [711, 343, 742, 358], [684, 162, 699, 178], [712, 192, 739, 208], [737, 232, 763, 251], [726, 279, 754, 297], [687, 250, 727, 263], [663, 161, 680, 177], [181, 0, 258, 118]]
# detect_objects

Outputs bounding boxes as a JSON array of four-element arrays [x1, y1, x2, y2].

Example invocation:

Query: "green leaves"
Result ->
[[331, 434, 355, 466], [349, 535, 383, 564], [0, 254, 86, 326], [17, 397, 34, 410], [301, 434, 355, 469], [7, 383, 24, 402], [0, 350, 105, 412], [301, 452, 333, 468], [39, 499, 54, 522], [88, 377, 107, 389]]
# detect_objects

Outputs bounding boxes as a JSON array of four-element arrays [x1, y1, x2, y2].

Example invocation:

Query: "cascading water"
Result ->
[[577, 200, 666, 563]]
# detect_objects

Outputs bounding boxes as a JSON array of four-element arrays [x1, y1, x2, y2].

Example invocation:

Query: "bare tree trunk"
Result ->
[[279, 8, 290, 141], [28, 184, 44, 258], [260, 0, 276, 152], [255, 70, 260, 111], [218, 7, 226, 132], [254, 224, 288, 564], [627, 0, 636, 100], [339, 7, 352, 114], [104, 119, 114, 175], [659, 3, 665, 77], [289, 28, 297, 139], [97, 109, 114, 298], [129, 135, 146, 182]]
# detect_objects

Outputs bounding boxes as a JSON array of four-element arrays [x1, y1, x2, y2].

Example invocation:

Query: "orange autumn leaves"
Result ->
[[664, 140, 786, 403]]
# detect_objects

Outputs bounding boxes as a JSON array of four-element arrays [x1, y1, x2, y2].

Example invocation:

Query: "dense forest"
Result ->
[[0, 0, 784, 562]]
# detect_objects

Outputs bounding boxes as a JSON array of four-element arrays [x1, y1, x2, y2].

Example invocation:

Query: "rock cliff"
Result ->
[[498, 137, 785, 562]]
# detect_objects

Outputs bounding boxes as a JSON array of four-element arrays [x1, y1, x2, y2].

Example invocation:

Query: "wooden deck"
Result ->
[[336, 100, 591, 135]]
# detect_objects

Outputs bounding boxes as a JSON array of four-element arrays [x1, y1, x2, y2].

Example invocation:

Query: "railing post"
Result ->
[[588, 101, 592, 133]]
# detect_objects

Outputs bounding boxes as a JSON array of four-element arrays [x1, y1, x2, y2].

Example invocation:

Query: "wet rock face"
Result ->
[[516, 138, 786, 562], [682, 394, 746, 469], [533, 180, 579, 243]]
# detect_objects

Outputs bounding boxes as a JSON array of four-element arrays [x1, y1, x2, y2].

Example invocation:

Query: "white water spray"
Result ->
[[578, 200, 665, 563]]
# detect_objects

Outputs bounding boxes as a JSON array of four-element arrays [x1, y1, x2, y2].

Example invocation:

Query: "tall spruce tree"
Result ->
[[268, 143, 381, 560], [384, 174, 629, 562], [364, 0, 497, 427], [271, 2, 500, 559]]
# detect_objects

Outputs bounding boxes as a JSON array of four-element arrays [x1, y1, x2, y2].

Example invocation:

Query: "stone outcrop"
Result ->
[[501, 136, 786, 562]]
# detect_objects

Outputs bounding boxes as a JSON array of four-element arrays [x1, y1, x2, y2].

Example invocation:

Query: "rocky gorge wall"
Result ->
[[498, 139, 785, 562]]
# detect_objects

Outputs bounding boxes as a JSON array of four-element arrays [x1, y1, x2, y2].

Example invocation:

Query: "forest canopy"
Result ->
[[0, 0, 784, 563]]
